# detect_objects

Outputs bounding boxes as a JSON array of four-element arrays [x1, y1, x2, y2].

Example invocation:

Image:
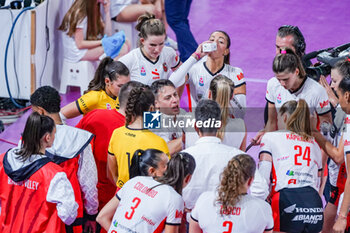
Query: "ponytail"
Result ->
[[217, 154, 255, 215], [129, 149, 165, 179], [125, 85, 154, 126], [154, 152, 196, 195], [86, 57, 130, 93], [16, 112, 55, 161], [210, 75, 234, 140], [279, 99, 312, 141], [135, 12, 165, 44], [273, 48, 306, 79]]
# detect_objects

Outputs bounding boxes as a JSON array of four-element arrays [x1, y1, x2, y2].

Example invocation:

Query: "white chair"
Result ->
[[112, 21, 138, 49], [59, 60, 95, 96]]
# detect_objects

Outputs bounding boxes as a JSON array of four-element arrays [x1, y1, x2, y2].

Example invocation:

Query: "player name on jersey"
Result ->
[[134, 181, 158, 198], [285, 133, 314, 144]]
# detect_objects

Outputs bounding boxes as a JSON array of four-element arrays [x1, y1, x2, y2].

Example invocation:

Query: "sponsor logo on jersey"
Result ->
[[237, 72, 244, 81], [141, 66, 146, 76], [277, 155, 289, 161], [175, 55, 179, 62], [152, 69, 160, 80], [163, 62, 168, 72], [142, 215, 156, 226], [284, 204, 296, 213], [286, 170, 295, 176], [143, 111, 162, 129], [277, 93, 282, 104], [8, 177, 39, 190], [344, 140, 350, 146], [260, 143, 265, 147], [175, 210, 183, 219], [113, 220, 118, 227], [199, 77, 204, 86], [319, 100, 329, 109], [288, 178, 313, 185], [106, 103, 112, 110], [345, 117, 350, 124]]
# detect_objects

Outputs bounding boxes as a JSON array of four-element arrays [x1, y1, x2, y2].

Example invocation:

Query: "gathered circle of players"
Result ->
[[2, 8, 350, 233]]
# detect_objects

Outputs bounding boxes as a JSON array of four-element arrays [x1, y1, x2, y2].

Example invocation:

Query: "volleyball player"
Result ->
[[190, 154, 273, 233], [259, 99, 323, 232], [98, 152, 195, 233]]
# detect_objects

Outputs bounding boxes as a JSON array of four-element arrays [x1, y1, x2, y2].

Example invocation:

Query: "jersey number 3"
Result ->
[[294, 145, 311, 166], [223, 221, 233, 233], [125, 197, 141, 220]]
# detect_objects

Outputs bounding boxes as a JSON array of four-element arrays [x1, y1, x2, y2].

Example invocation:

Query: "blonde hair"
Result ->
[[217, 154, 255, 214], [209, 75, 234, 140], [59, 0, 104, 40], [279, 99, 312, 140]]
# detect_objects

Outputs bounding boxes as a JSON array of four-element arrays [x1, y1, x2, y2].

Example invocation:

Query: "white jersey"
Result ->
[[185, 118, 246, 149], [265, 77, 331, 116], [343, 115, 350, 169], [108, 176, 184, 233], [185, 61, 245, 111], [191, 191, 274, 233], [260, 130, 322, 192], [182, 137, 268, 210], [119, 47, 180, 86]]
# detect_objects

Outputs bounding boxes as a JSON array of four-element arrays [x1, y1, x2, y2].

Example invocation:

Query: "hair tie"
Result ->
[[281, 50, 287, 54], [346, 57, 350, 62]]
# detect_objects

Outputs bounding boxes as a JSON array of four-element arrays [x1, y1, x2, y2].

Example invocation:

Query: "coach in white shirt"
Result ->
[[182, 99, 268, 212]]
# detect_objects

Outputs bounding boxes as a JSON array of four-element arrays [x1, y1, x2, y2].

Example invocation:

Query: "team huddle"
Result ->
[[1, 11, 350, 233]]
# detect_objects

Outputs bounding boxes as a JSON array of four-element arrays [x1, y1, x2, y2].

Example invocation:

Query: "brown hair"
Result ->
[[125, 85, 155, 126], [217, 154, 255, 214], [209, 75, 234, 140], [333, 58, 350, 78], [135, 12, 166, 45], [279, 99, 312, 140], [86, 57, 129, 94], [16, 112, 55, 161], [59, 0, 104, 40], [211, 30, 231, 65], [273, 48, 306, 79]]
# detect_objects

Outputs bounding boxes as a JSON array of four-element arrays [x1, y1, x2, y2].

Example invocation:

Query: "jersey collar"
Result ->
[[289, 77, 307, 94], [140, 48, 160, 65], [195, 136, 222, 145], [203, 61, 225, 76]]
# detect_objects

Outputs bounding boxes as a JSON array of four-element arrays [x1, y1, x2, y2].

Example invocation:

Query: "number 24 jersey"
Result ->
[[259, 130, 322, 192]]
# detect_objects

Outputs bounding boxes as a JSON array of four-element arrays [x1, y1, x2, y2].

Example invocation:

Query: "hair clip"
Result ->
[[281, 50, 287, 54]]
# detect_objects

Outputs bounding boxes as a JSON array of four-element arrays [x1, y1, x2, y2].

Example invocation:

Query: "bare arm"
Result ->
[[313, 131, 344, 165], [167, 138, 182, 156], [164, 225, 179, 233], [74, 29, 102, 50], [107, 153, 118, 184], [96, 196, 120, 231], [234, 84, 246, 95], [189, 218, 202, 233], [102, 0, 112, 36], [60, 102, 82, 119], [265, 102, 277, 132]]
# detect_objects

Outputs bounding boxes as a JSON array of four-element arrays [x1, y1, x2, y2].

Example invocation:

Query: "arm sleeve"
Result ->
[[250, 169, 269, 200], [263, 202, 274, 230], [169, 56, 197, 88], [231, 94, 246, 119], [344, 125, 350, 154], [233, 67, 245, 87], [316, 87, 331, 115], [258, 160, 272, 187], [190, 194, 204, 222], [77, 144, 99, 215], [108, 130, 117, 155], [119, 52, 134, 72], [166, 47, 181, 69], [166, 194, 184, 225], [47, 172, 79, 225]]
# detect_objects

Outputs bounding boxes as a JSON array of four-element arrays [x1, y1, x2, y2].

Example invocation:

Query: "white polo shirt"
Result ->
[[191, 191, 274, 233], [182, 136, 268, 210]]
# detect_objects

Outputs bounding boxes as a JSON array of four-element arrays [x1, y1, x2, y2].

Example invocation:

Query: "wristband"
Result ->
[[193, 52, 201, 61]]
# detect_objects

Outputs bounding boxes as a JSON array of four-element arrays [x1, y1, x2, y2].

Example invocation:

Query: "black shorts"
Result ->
[[329, 184, 342, 206], [271, 186, 323, 233]]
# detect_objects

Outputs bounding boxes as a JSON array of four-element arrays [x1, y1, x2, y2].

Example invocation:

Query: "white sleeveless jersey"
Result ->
[[265, 77, 331, 115], [185, 61, 245, 111], [260, 130, 322, 192], [108, 176, 184, 233], [191, 191, 273, 233], [119, 47, 180, 86]]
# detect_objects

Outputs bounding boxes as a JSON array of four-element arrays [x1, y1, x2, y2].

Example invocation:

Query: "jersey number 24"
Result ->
[[294, 145, 311, 166]]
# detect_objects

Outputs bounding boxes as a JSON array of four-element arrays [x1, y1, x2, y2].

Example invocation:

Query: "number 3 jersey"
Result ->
[[108, 176, 184, 233], [191, 191, 273, 233], [259, 130, 322, 192]]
